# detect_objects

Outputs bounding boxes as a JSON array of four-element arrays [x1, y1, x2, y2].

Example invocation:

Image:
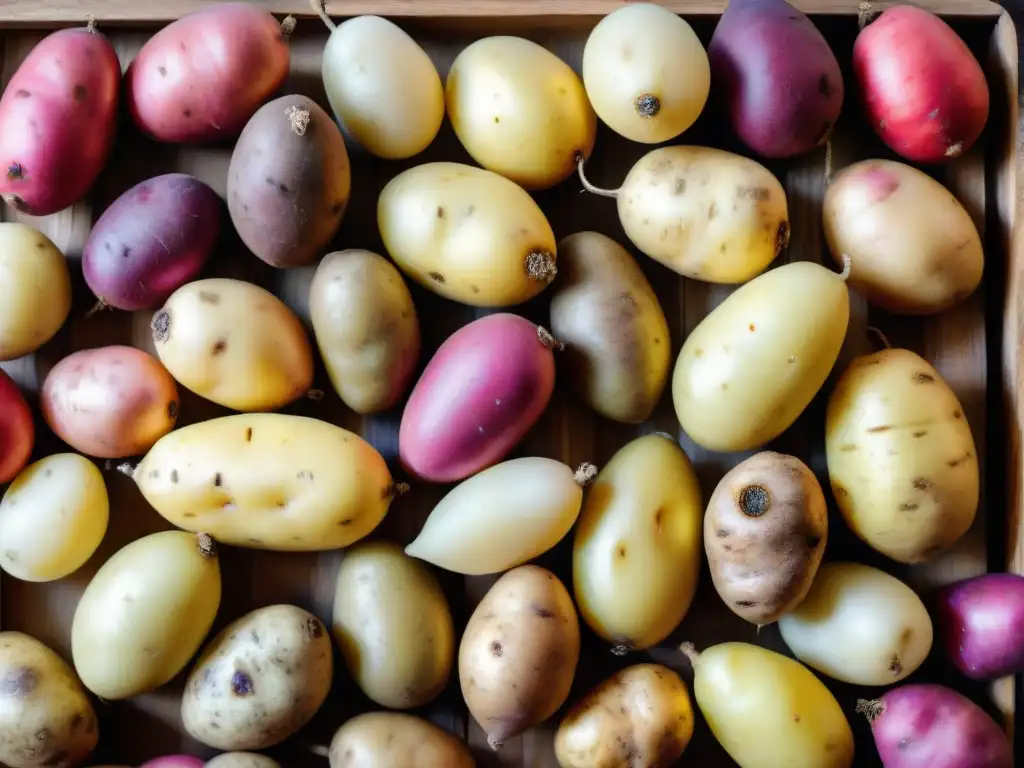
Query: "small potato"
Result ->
[[0, 632, 98, 768], [205, 755, 280, 768], [705, 452, 827, 625], [0, 454, 108, 583], [0, 223, 71, 362], [555, 664, 694, 768], [152, 278, 314, 412], [328, 712, 474, 768], [0, 369, 33, 483], [332, 541, 454, 709], [550, 231, 670, 423], [182, 605, 332, 751], [309, 249, 420, 414], [41, 345, 179, 459], [937, 573, 1024, 680], [378, 162, 557, 307]]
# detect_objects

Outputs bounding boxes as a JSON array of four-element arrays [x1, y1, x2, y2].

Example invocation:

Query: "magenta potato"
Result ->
[[83, 174, 220, 311], [0, 369, 33, 484], [708, 0, 843, 158], [400, 313, 557, 483], [936, 573, 1024, 680]]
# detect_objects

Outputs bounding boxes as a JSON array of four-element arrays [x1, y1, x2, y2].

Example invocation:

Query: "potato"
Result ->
[[0, 224, 71, 362], [579, 146, 789, 284], [309, 249, 420, 414], [332, 541, 454, 709], [152, 278, 314, 412], [937, 573, 1024, 680], [328, 712, 474, 768], [447, 36, 595, 190], [555, 664, 694, 768], [0, 369, 32, 484], [182, 605, 332, 751], [573, 435, 702, 652], [0, 25, 119, 216], [823, 159, 983, 314], [673, 260, 850, 451], [72, 531, 221, 700], [460, 565, 580, 749], [227, 94, 351, 268], [0, 454, 109, 583], [134, 413, 402, 551], [205, 755, 279, 768], [705, 452, 827, 625], [549, 232, 670, 423], [378, 162, 557, 307], [825, 348, 978, 563], [139, 758, 203, 768]]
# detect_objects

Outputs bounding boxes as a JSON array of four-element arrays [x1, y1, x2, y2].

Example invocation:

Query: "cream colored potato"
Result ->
[[573, 435, 701, 652], [447, 36, 596, 190], [182, 605, 332, 751], [0, 454, 108, 582], [134, 414, 401, 552], [328, 712, 475, 768], [320, 14, 444, 159], [405, 457, 592, 575], [826, 348, 978, 563], [778, 562, 933, 685], [378, 162, 558, 307], [332, 541, 454, 709], [0, 632, 98, 768], [309, 249, 420, 414], [205, 755, 280, 768], [824, 159, 983, 314], [151, 278, 314, 412], [673, 260, 850, 451], [0, 223, 71, 361], [71, 531, 221, 700], [583, 5, 710, 143]]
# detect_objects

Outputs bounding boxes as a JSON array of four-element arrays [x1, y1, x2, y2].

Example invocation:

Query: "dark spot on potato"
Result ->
[[897, 738, 911, 752], [1, 667, 38, 696], [899, 503, 919, 511], [72, 83, 87, 102], [297, 470, 313, 481], [339, 517, 354, 526], [213, 473, 222, 487], [794, 714, 801, 723], [738, 186, 770, 202], [531, 604, 555, 619], [428, 271, 445, 284], [840, 443, 857, 451], [912, 477, 931, 490], [913, 430, 928, 438], [14, 89, 29, 98], [654, 508, 663, 533], [436, 206, 445, 219], [867, 425, 892, 433], [247, 537, 263, 545], [7, 163, 23, 180], [199, 291, 220, 304], [182, 108, 192, 118], [947, 452, 972, 468], [716, 528, 731, 538], [170, 469, 179, 484], [212, 338, 227, 355], [470, 284, 481, 293], [953, 410, 963, 419], [806, 535, 821, 549], [44, 468, 52, 478], [735, 600, 758, 607], [738, 485, 770, 517], [245, 427, 253, 442], [635, 93, 660, 117], [331, 200, 345, 215], [307, 617, 323, 638], [167, 401, 178, 420], [720, 243, 727, 254], [914, 372, 935, 383], [889, 655, 903, 675], [149, 469, 160, 479], [493, 116, 500, 123], [151, 310, 171, 343], [674, 178, 686, 195], [708, 201, 718, 220], [157, 65, 167, 77], [818, 74, 833, 96], [618, 545, 627, 558], [230, 670, 254, 696], [278, 182, 289, 195], [749, 323, 756, 332], [121, 244, 131, 259], [70, 712, 83, 730], [490, 641, 503, 657], [775, 220, 790, 254], [183, 512, 196, 518]]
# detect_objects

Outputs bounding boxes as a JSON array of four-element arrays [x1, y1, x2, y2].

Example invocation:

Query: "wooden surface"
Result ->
[[0, 4, 1018, 767]]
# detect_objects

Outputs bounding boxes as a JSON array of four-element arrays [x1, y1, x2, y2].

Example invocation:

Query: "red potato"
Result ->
[[400, 313, 557, 483], [83, 174, 220, 311], [936, 573, 1024, 681], [0, 369, 33, 484], [0, 24, 120, 216], [854, 6, 989, 163], [127, 3, 293, 142], [138, 759, 204, 768]]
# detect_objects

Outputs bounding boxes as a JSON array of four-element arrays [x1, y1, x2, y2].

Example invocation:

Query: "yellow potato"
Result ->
[[328, 712, 474, 768], [0, 223, 71, 361], [825, 348, 978, 563], [446, 36, 596, 190], [71, 531, 221, 700], [0, 454, 109, 582], [134, 414, 402, 552], [332, 541, 454, 709], [378, 162, 557, 307], [580, 146, 789, 283], [672, 260, 850, 451], [573, 435, 702, 652], [151, 278, 313, 412]]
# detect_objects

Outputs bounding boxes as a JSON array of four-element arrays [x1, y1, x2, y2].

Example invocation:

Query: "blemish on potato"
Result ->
[[167, 400, 178, 420], [183, 108, 192, 118], [339, 518, 354, 526], [793, 714, 801, 723], [947, 452, 972, 468], [912, 430, 928, 438], [245, 427, 253, 442], [13, 89, 29, 98], [307, 617, 323, 638], [840, 443, 857, 451], [738, 485, 770, 517], [230, 670, 255, 697], [73, 83, 87, 102], [899, 503, 919, 512], [618, 545, 627, 558], [490, 641, 503, 657], [716, 528, 731, 538], [247, 537, 263, 545], [673, 178, 686, 195], [914, 372, 935, 383], [735, 600, 758, 607], [953, 410, 963, 419], [817, 74, 833, 97], [775, 221, 791, 254], [198, 291, 220, 305], [211, 338, 227, 355], [1, 667, 38, 696], [151, 310, 171, 343], [749, 323, 756, 332], [867, 425, 892, 433], [737, 186, 770, 202], [170, 469, 179, 484], [428, 271, 445, 284], [213, 473, 223, 488], [531, 604, 556, 619], [912, 477, 931, 490]]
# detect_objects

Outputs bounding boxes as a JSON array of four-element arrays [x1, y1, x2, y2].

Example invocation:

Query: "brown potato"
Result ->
[[228, 94, 351, 268], [704, 452, 827, 624], [328, 712, 474, 768]]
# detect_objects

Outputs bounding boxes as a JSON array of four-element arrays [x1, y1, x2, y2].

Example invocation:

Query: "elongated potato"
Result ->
[[134, 414, 402, 551], [378, 162, 557, 307], [328, 712, 474, 768]]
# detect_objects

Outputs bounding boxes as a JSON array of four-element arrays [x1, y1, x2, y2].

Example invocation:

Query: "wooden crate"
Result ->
[[0, 1, 1018, 765]]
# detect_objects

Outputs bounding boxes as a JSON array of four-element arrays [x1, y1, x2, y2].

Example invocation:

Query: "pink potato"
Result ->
[[83, 173, 221, 311], [0, 369, 33, 484], [127, 3, 293, 142], [0, 25, 120, 216], [854, 6, 989, 163], [936, 573, 1024, 680], [41, 346, 179, 459], [399, 313, 558, 483], [138, 758, 204, 768]]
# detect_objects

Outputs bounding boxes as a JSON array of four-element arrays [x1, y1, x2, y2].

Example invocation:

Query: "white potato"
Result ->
[[205, 755, 280, 768]]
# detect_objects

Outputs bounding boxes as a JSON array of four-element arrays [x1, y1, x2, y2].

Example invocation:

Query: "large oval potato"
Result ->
[[71, 531, 221, 700], [134, 414, 402, 551], [0, 632, 98, 768], [152, 278, 314, 412], [309, 249, 420, 414], [826, 348, 978, 563], [550, 231, 671, 423], [574, 435, 702, 653], [328, 712, 474, 768], [182, 605, 332, 751], [332, 541, 454, 709], [378, 162, 557, 307]]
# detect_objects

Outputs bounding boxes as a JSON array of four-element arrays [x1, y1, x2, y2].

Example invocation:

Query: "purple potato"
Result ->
[[937, 572, 1024, 680]]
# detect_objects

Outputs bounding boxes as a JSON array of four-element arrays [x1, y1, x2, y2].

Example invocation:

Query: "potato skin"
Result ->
[[228, 95, 351, 268], [550, 231, 670, 423], [936, 573, 1024, 681], [182, 605, 332, 751], [0, 369, 32, 484], [328, 712, 474, 768], [205, 755, 280, 768], [309, 249, 420, 414]]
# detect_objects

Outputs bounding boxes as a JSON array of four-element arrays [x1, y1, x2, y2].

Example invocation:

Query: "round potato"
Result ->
[[328, 712, 474, 768], [205, 755, 280, 768], [0, 369, 33, 484]]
